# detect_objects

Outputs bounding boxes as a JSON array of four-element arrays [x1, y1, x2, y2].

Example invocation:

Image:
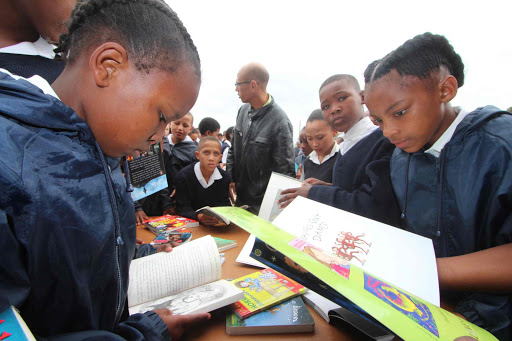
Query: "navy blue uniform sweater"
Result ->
[[174, 162, 231, 220], [308, 129, 401, 227]]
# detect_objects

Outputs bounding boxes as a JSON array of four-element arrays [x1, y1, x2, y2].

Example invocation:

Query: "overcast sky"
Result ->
[[166, 0, 511, 141]]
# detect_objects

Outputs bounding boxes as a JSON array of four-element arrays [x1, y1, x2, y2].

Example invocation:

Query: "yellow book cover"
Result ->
[[230, 268, 306, 319]]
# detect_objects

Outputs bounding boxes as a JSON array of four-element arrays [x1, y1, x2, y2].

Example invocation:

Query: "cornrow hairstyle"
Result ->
[[319, 74, 360, 93], [55, 0, 200, 76], [307, 109, 326, 123], [198, 117, 220, 135], [364, 32, 464, 88]]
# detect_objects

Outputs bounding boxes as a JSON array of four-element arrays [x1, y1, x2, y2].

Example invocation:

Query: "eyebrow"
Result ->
[[385, 99, 406, 114]]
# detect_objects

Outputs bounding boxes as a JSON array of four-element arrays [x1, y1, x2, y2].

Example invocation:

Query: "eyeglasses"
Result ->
[[235, 81, 251, 87]]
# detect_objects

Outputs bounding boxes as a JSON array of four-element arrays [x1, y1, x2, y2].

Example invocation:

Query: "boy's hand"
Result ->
[[296, 164, 303, 179], [278, 185, 312, 209], [303, 178, 331, 186], [154, 309, 210, 340], [135, 210, 149, 225], [156, 244, 174, 253], [197, 213, 220, 226]]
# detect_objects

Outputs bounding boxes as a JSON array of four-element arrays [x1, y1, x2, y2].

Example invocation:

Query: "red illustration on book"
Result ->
[[331, 231, 371, 265], [0, 319, 12, 340]]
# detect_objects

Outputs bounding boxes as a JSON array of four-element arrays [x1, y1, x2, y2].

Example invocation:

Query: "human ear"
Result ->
[[90, 42, 128, 88], [359, 90, 366, 104], [439, 75, 458, 103], [195, 150, 200, 160]]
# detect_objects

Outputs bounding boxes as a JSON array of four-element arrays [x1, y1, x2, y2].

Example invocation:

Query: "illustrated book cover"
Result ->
[[226, 296, 314, 335], [143, 214, 199, 235], [0, 306, 36, 341], [127, 235, 244, 316], [211, 202, 499, 341], [151, 226, 192, 246], [126, 142, 168, 201], [230, 268, 306, 319]]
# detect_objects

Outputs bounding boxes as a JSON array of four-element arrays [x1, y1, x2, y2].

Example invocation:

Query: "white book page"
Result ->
[[129, 279, 244, 315], [236, 234, 266, 268], [273, 197, 440, 306], [258, 172, 303, 222], [127, 235, 221, 307], [302, 290, 341, 323]]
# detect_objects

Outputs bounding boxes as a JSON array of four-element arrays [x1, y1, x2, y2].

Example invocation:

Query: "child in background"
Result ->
[[189, 128, 200, 145], [0, 0, 209, 339], [364, 32, 512, 338], [221, 126, 234, 165], [295, 127, 313, 179], [174, 137, 231, 226], [279, 75, 401, 227], [198, 116, 221, 139], [302, 109, 338, 183], [165, 112, 197, 197]]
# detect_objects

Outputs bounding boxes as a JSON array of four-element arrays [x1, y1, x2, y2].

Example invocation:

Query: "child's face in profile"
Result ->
[[163, 123, 171, 138], [299, 129, 313, 156], [320, 79, 364, 133], [171, 114, 194, 143], [365, 70, 449, 153], [88, 66, 200, 158], [189, 131, 198, 141], [305, 120, 336, 157], [195, 140, 222, 173]]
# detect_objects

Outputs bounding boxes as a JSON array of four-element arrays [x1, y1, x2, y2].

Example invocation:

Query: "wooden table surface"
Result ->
[[136, 222, 367, 341]]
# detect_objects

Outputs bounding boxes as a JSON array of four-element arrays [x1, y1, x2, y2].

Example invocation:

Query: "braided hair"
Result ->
[[364, 32, 464, 88], [55, 0, 200, 76]]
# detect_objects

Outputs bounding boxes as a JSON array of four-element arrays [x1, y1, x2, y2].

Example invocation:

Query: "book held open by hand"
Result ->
[[127, 235, 244, 316]]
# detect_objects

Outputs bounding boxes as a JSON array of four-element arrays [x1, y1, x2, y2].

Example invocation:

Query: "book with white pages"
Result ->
[[258, 172, 303, 222]]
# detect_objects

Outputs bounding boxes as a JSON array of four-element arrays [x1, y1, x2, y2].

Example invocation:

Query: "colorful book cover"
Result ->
[[226, 296, 314, 335], [230, 268, 306, 319], [212, 205, 499, 341], [151, 227, 192, 245], [0, 306, 36, 341], [213, 237, 237, 252], [126, 142, 168, 201], [143, 215, 199, 235]]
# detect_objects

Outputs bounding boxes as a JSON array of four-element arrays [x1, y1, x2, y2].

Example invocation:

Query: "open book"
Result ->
[[210, 201, 499, 341], [127, 236, 244, 315], [196, 206, 231, 225]]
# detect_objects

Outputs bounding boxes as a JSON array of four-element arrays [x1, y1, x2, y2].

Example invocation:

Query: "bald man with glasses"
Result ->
[[227, 62, 295, 214]]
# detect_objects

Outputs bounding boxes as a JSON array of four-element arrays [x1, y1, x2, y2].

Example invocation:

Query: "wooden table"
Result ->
[[136, 222, 367, 341]]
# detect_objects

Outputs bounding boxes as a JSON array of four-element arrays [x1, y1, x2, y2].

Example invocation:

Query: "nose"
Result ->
[[382, 120, 399, 140]]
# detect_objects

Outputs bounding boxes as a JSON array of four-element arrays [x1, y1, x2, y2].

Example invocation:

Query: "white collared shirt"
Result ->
[[0, 37, 56, 59], [168, 134, 193, 145], [308, 142, 339, 165], [194, 162, 223, 189], [339, 116, 378, 156], [0, 68, 59, 99], [425, 107, 469, 158]]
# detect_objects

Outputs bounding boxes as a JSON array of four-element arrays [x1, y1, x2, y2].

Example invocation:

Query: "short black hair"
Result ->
[[364, 32, 464, 88], [225, 126, 234, 141], [319, 74, 360, 93], [307, 109, 327, 123], [197, 136, 221, 151], [55, 0, 200, 77], [198, 117, 220, 135]]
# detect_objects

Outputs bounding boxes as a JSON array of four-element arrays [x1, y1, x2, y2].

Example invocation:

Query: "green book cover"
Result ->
[[212, 237, 237, 252], [212, 205, 498, 341]]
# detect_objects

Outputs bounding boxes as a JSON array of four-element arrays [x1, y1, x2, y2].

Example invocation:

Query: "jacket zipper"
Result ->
[[95, 142, 124, 328], [437, 149, 448, 256]]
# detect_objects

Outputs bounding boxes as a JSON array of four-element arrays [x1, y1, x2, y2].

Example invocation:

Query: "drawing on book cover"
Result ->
[[289, 238, 350, 279], [331, 231, 372, 266], [363, 273, 439, 337], [135, 283, 226, 315], [234, 271, 294, 298], [152, 227, 192, 245]]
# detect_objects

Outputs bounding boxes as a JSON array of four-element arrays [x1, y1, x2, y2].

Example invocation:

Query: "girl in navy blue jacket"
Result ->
[[364, 32, 512, 339], [0, 0, 209, 339]]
